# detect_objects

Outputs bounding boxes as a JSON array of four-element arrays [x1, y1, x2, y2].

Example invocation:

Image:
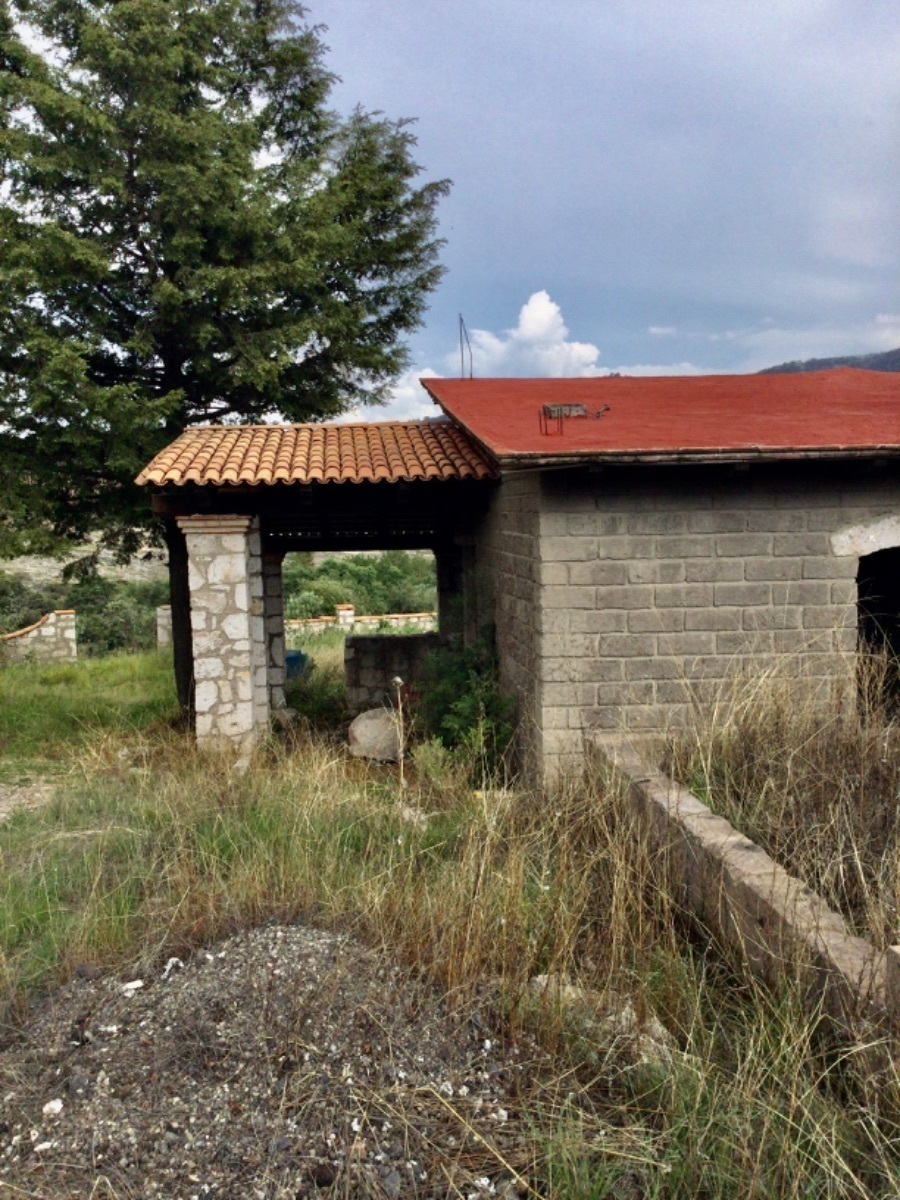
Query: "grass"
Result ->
[[1, 651, 899, 1195], [664, 655, 900, 948], [0, 650, 177, 771]]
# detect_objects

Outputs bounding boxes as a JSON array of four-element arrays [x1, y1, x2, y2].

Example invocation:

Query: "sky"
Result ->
[[308, 0, 900, 420]]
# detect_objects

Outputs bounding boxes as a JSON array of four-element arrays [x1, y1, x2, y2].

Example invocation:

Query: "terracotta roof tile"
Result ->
[[136, 419, 498, 488]]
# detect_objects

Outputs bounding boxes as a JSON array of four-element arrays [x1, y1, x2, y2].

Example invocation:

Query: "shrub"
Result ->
[[417, 631, 515, 779]]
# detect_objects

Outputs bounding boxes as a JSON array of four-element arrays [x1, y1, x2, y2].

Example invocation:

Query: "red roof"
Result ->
[[422, 369, 900, 463], [136, 419, 497, 487]]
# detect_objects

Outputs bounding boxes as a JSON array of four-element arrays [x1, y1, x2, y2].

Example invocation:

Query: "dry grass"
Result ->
[[1, 653, 899, 1194], [664, 653, 900, 947]]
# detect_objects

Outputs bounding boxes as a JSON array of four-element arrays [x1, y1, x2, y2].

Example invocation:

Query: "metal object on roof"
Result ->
[[423, 369, 900, 464], [136, 419, 498, 487]]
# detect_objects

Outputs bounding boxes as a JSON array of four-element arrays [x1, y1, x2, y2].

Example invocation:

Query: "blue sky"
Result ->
[[311, 0, 900, 419]]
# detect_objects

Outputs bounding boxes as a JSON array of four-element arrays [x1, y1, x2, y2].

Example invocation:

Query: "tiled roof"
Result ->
[[136, 419, 498, 487], [423, 369, 900, 463]]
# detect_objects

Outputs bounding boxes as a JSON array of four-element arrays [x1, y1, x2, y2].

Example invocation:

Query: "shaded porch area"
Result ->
[[138, 421, 496, 748]]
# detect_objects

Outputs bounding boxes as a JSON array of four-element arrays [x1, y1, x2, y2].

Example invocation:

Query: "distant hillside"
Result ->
[[759, 347, 900, 374]]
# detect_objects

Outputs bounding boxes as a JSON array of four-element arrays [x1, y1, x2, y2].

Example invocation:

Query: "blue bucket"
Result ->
[[285, 649, 309, 680]]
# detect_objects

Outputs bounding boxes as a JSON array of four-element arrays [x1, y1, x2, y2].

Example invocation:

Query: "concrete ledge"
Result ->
[[589, 734, 895, 1032]]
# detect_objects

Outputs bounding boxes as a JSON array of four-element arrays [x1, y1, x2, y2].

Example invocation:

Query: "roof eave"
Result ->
[[494, 446, 900, 470]]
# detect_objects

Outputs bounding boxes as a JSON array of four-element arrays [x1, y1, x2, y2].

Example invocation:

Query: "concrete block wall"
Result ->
[[2, 609, 77, 664], [535, 463, 900, 777], [473, 473, 543, 776]]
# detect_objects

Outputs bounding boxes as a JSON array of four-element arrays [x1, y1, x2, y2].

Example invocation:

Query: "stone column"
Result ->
[[262, 552, 287, 710], [176, 515, 269, 748], [156, 605, 173, 647]]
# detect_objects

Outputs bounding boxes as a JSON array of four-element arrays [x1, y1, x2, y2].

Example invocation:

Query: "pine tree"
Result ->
[[0, 0, 449, 557]]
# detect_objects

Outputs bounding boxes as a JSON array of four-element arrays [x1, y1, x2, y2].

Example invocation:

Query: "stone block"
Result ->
[[654, 583, 715, 608], [688, 511, 747, 533], [713, 582, 770, 607], [773, 532, 832, 557], [541, 536, 596, 561], [684, 559, 744, 583], [627, 609, 685, 634], [716, 533, 774, 557], [628, 560, 686, 585], [654, 536, 713, 558], [684, 608, 741, 632], [569, 561, 629, 587], [743, 558, 802, 582]]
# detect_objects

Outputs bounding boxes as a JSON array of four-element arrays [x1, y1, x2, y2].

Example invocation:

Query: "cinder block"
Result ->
[[744, 558, 802, 582], [542, 585, 597, 610], [655, 536, 713, 559], [627, 609, 685, 634], [658, 631, 716, 656], [595, 584, 652, 610], [771, 581, 830, 606], [773, 533, 832, 556], [802, 606, 840, 629], [688, 511, 746, 533], [716, 533, 774, 557], [742, 608, 803, 631], [654, 583, 715, 608], [596, 536, 654, 560], [746, 510, 807, 532], [716, 630, 775, 654], [684, 608, 742, 632], [568, 609, 629, 634], [624, 656, 683, 680], [713, 582, 771, 607], [628, 560, 686, 585], [627, 512, 688, 535], [569, 561, 628, 587], [684, 560, 744, 583], [541, 536, 597, 561]]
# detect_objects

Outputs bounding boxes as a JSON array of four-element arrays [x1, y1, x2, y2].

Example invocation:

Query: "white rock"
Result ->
[[348, 709, 400, 762], [42, 1099, 63, 1117]]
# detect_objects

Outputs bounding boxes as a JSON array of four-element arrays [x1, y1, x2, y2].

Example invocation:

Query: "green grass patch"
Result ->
[[0, 650, 177, 762]]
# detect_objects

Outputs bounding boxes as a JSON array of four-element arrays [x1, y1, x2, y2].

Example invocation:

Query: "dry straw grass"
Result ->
[[664, 651, 900, 948]]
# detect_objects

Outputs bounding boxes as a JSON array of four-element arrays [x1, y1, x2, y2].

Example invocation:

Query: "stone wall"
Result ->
[[285, 608, 437, 640], [532, 461, 900, 777], [177, 515, 269, 747], [2, 609, 77, 664], [344, 632, 441, 713], [472, 473, 543, 776]]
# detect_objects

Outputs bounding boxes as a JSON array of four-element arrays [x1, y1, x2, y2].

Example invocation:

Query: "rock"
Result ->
[[381, 1168, 402, 1198], [311, 1162, 336, 1187], [527, 974, 676, 1069], [347, 709, 400, 762]]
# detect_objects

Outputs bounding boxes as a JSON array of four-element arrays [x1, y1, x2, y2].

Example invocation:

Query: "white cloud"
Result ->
[[338, 367, 440, 423], [465, 291, 608, 378], [648, 325, 677, 337]]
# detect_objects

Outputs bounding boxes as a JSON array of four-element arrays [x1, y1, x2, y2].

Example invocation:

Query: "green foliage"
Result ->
[[417, 632, 515, 777], [282, 551, 436, 618], [0, 569, 168, 656], [0, 1, 449, 555]]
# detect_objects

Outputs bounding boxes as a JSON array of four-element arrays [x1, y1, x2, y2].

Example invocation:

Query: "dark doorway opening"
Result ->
[[857, 546, 900, 712]]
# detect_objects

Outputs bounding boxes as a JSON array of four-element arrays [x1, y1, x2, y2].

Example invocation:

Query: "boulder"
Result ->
[[348, 708, 400, 762]]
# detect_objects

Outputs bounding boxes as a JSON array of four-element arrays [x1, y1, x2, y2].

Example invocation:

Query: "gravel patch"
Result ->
[[0, 925, 552, 1198]]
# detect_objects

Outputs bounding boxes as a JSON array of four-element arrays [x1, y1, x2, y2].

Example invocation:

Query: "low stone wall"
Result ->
[[345, 632, 441, 713], [592, 735, 896, 1032], [285, 607, 436, 641], [2, 610, 77, 664]]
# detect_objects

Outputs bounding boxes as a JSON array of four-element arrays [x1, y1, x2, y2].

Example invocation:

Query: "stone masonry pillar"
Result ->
[[177, 515, 269, 748], [262, 551, 287, 710]]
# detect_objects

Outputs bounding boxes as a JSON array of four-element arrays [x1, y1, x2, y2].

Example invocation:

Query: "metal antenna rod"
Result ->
[[459, 314, 473, 379]]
